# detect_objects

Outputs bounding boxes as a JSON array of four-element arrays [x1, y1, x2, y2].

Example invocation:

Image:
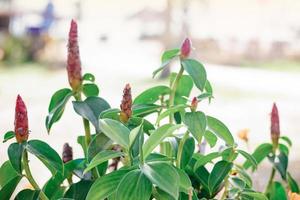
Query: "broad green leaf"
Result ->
[[84, 150, 124, 174], [244, 143, 273, 169], [83, 83, 99, 97], [46, 88, 72, 132], [100, 108, 120, 120], [287, 172, 300, 193], [181, 59, 207, 91], [184, 111, 206, 142], [170, 73, 194, 105], [204, 130, 217, 148], [26, 140, 63, 174], [127, 117, 155, 135], [86, 169, 131, 200], [83, 73, 95, 82], [176, 168, 192, 194], [141, 162, 179, 199], [43, 173, 66, 199], [8, 142, 24, 174], [221, 147, 238, 162], [280, 136, 292, 147], [133, 86, 171, 105], [99, 119, 130, 148], [73, 97, 110, 132], [207, 116, 234, 146], [132, 104, 162, 117], [269, 182, 287, 200], [179, 137, 195, 169], [208, 160, 233, 194], [193, 152, 220, 171], [235, 165, 253, 187], [0, 160, 20, 188], [157, 105, 187, 124], [87, 133, 112, 161], [129, 123, 143, 148], [194, 165, 210, 192], [230, 177, 246, 190], [3, 131, 15, 143], [64, 180, 93, 200], [153, 49, 180, 78], [279, 143, 289, 155], [116, 169, 152, 200], [237, 149, 257, 170], [0, 176, 22, 199], [241, 192, 268, 200], [143, 124, 183, 158], [273, 151, 288, 180], [15, 189, 41, 200]]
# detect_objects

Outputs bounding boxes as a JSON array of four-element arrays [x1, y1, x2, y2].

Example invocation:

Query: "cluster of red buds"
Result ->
[[62, 143, 73, 163], [120, 84, 132, 123], [180, 38, 192, 59], [270, 103, 280, 147], [190, 97, 198, 112], [67, 20, 82, 92], [14, 95, 29, 143]]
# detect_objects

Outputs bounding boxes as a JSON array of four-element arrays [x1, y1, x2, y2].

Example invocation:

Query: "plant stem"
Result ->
[[23, 150, 49, 200], [176, 131, 189, 167], [169, 65, 184, 123], [265, 167, 276, 194]]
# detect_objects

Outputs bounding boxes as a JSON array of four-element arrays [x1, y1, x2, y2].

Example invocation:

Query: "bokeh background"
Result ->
[[1, 0, 300, 193]]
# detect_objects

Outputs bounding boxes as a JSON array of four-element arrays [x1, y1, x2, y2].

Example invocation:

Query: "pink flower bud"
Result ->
[[67, 19, 82, 92], [180, 38, 192, 59], [191, 97, 198, 112], [62, 143, 73, 163], [271, 103, 280, 146], [120, 84, 132, 123], [14, 95, 29, 143]]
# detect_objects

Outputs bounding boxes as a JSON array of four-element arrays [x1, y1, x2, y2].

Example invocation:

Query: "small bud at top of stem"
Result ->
[[271, 103, 280, 147], [180, 38, 192, 59], [14, 95, 29, 143], [120, 84, 132, 123], [67, 19, 82, 92], [62, 143, 73, 163], [191, 97, 198, 112]]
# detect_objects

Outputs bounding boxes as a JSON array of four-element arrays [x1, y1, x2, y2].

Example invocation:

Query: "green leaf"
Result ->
[[280, 136, 292, 147], [99, 119, 130, 149], [208, 160, 233, 194], [133, 86, 171, 104], [153, 49, 180, 78], [26, 140, 63, 174], [83, 83, 99, 97], [0, 176, 22, 199], [0, 160, 20, 188], [193, 165, 210, 193], [84, 150, 124, 174], [129, 123, 143, 149], [206, 116, 234, 146], [184, 111, 206, 143], [180, 137, 195, 169], [8, 142, 24, 174], [279, 143, 289, 155], [83, 73, 95, 82], [170, 73, 194, 105], [287, 172, 300, 193], [181, 59, 207, 91], [269, 182, 287, 200], [46, 88, 73, 132], [243, 143, 273, 170], [141, 162, 179, 199], [241, 192, 268, 200], [273, 151, 288, 180], [116, 169, 152, 200], [3, 131, 15, 143], [176, 168, 192, 194], [204, 130, 217, 148], [15, 189, 41, 200], [193, 152, 220, 171], [229, 177, 246, 190], [143, 124, 183, 158], [132, 104, 162, 117], [100, 108, 120, 120], [86, 169, 131, 200], [157, 105, 187, 124], [64, 180, 93, 200], [73, 97, 110, 132], [87, 133, 112, 161], [237, 149, 257, 170]]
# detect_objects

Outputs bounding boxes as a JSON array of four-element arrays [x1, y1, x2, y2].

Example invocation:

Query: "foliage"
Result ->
[[0, 20, 298, 200]]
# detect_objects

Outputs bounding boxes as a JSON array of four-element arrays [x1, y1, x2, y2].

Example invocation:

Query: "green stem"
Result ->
[[176, 131, 189, 167], [265, 167, 276, 194], [221, 175, 229, 200], [23, 150, 49, 200], [169, 65, 184, 123]]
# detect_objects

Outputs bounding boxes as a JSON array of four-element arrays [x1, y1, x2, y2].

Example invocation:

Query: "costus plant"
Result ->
[[0, 20, 299, 200]]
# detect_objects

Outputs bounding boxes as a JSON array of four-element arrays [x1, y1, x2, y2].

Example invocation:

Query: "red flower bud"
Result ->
[[120, 84, 132, 123], [62, 143, 73, 163], [67, 19, 82, 92], [271, 103, 280, 146], [14, 95, 29, 143], [191, 97, 198, 112], [180, 38, 192, 59]]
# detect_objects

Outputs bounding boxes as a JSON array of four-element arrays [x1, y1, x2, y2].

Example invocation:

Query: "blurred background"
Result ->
[[0, 0, 300, 192]]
